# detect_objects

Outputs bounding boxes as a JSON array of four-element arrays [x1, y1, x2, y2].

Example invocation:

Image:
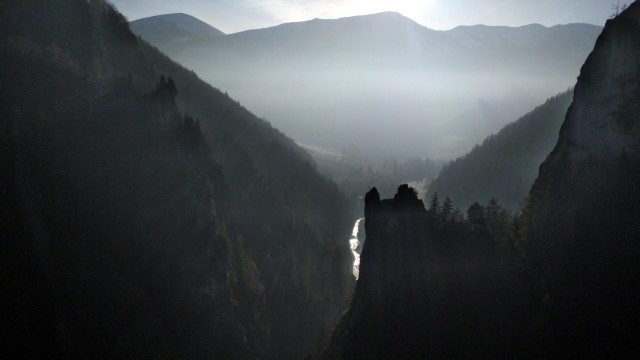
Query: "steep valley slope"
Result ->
[[1, 1, 353, 359]]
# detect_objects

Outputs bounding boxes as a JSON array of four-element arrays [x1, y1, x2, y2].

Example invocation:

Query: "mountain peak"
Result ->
[[348, 11, 422, 25], [130, 12, 224, 40], [282, 10, 424, 29], [368, 11, 405, 18]]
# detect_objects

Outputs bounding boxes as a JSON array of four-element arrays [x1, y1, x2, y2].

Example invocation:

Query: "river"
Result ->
[[350, 218, 364, 279]]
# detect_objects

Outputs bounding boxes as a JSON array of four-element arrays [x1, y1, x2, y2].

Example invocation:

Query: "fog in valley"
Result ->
[[132, 12, 600, 160]]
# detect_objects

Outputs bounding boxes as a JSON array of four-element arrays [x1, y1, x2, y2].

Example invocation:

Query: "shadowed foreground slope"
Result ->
[[1, 1, 352, 359]]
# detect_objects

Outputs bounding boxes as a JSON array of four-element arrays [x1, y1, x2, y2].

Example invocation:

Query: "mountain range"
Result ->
[[131, 12, 602, 159]]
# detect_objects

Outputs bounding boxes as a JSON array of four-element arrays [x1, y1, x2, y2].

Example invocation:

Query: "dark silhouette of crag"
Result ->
[[327, 184, 528, 359]]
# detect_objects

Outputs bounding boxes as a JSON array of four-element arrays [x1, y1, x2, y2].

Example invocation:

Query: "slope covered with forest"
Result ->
[[428, 90, 573, 212], [0, 1, 352, 359]]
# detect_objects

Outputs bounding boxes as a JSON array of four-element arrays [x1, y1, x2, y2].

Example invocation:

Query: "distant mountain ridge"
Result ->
[[145, 12, 601, 70], [132, 11, 600, 61], [130, 13, 224, 54], [447, 23, 602, 55], [131, 11, 602, 159]]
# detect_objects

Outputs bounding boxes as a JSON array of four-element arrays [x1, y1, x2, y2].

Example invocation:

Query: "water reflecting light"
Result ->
[[350, 218, 364, 279]]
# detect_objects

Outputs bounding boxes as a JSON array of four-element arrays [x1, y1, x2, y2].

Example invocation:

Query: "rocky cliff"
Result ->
[[523, 2, 640, 357]]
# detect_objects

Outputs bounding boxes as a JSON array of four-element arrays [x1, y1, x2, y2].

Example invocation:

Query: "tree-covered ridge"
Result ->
[[1, 1, 352, 359], [427, 89, 573, 213], [318, 153, 440, 208], [2, 55, 240, 359]]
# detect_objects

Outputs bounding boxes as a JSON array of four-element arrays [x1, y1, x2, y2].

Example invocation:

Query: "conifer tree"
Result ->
[[441, 197, 454, 228]]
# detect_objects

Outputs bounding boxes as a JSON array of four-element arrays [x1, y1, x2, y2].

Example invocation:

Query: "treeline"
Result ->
[[316, 149, 441, 210]]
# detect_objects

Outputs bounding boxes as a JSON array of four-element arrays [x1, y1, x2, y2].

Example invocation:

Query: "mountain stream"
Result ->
[[350, 218, 364, 279]]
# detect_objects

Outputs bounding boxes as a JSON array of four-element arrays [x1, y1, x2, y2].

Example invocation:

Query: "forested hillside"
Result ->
[[0, 1, 352, 359], [135, 19, 354, 360], [428, 90, 573, 212]]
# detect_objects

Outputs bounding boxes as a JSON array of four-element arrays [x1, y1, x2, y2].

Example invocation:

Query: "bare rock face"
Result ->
[[560, 4, 640, 162], [524, 3, 640, 358]]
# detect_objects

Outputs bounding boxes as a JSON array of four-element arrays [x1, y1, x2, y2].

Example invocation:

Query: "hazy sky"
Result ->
[[111, 0, 618, 33]]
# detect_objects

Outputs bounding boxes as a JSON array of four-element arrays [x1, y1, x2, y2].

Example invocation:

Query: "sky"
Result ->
[[111, 0, 619, 34]]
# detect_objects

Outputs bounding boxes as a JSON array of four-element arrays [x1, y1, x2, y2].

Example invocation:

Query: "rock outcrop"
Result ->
[[328, 185, 431, 359], [559, 5, 640, 161]]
